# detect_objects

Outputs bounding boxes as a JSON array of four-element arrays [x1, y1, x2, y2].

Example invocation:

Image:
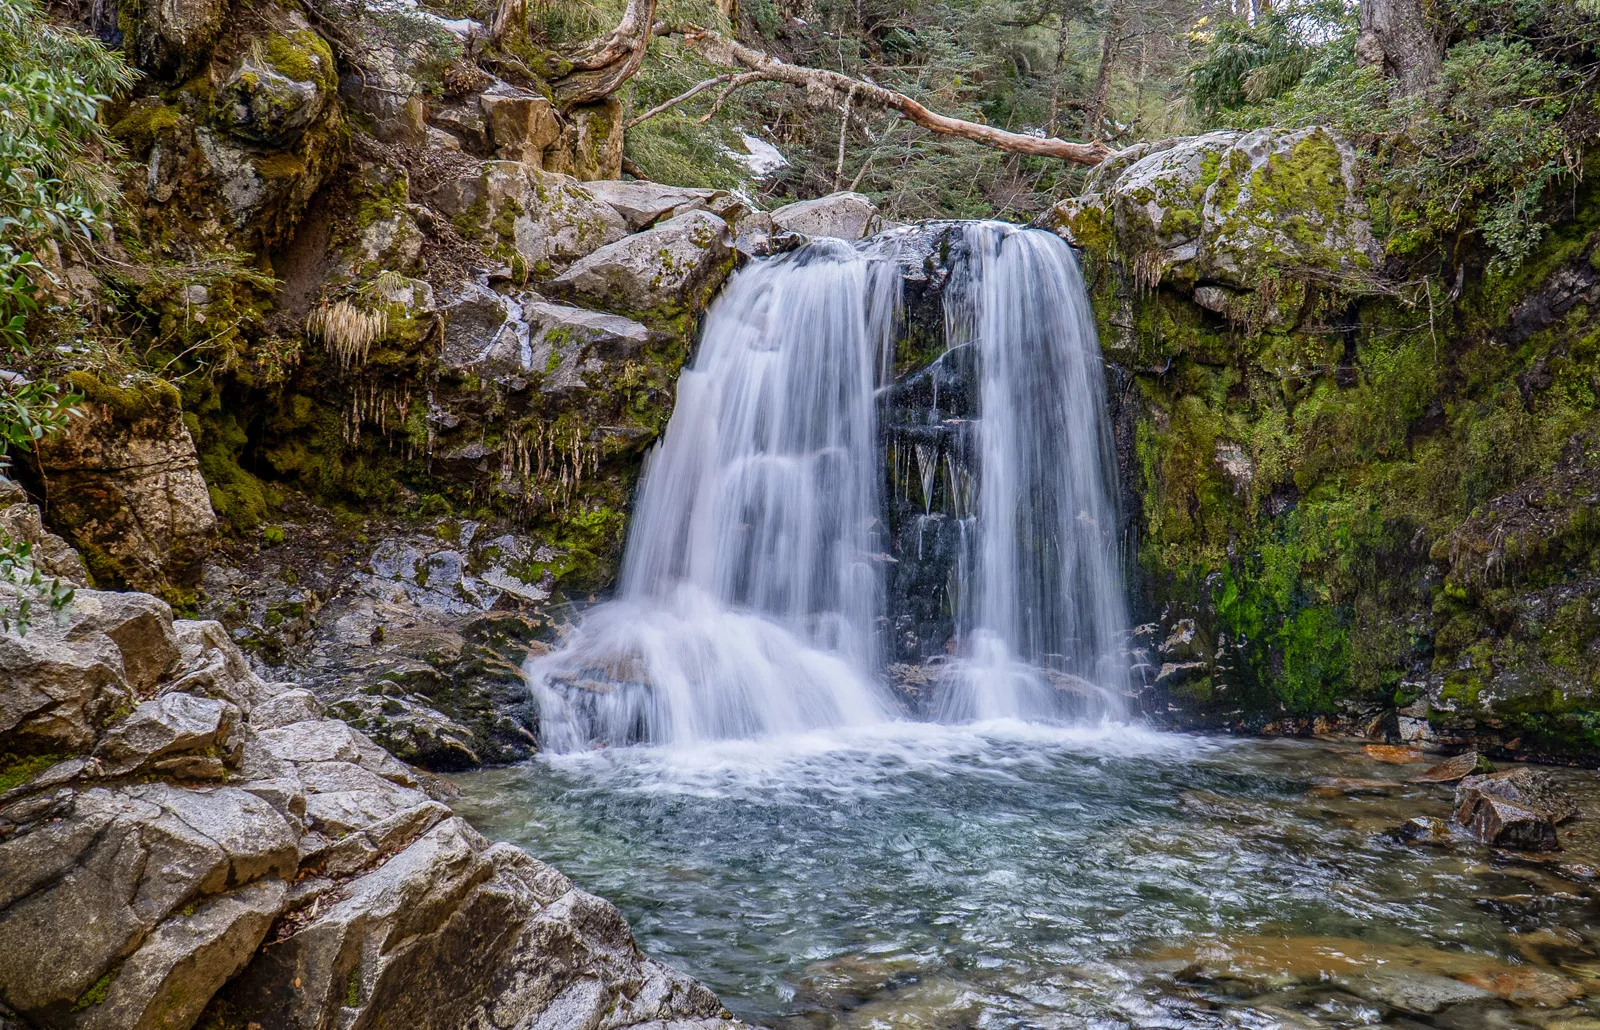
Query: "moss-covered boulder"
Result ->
[[425, 161, 629, 277], [214, 30, 336, 146], [1048, 126, 1379, 324]]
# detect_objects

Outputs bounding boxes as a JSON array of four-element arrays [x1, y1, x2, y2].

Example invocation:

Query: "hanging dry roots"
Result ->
[[307, 298, 388, 372]]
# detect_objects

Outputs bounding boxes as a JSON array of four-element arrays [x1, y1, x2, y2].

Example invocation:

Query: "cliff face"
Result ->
[[1046, 129, 1600, 761], [23, 0, 1600, 764], [29, 0, 773, 612]]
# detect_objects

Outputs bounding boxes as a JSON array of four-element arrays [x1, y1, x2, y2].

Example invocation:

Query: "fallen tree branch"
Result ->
[[626, 72, 738, 128], [697, 71, 767, 123], [661, 26, 1116, 166]]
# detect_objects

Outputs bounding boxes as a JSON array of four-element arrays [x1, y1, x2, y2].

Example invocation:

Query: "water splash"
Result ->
[[936, 223, 1131, 723], [527, 240, 901, 750]]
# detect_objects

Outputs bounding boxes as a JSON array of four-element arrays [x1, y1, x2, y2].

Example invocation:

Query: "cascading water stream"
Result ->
[[934, 223, 1131, 723], [526, 222, 1131, 751], [526, 240, 901, 750]]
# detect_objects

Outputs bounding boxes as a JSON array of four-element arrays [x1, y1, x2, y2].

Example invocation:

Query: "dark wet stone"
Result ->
[[1456, 791, 1560, 852], [1455, 767, 1577, 824]]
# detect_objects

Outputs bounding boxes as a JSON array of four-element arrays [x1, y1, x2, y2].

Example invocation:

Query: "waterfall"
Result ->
[[526, 222, 1130, 752], [526, 240, 901, 751], [934, 223, 1131, 723]]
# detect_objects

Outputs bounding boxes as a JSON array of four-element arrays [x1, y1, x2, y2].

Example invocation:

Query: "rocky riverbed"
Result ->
[[454, 728, 1600, 1030]]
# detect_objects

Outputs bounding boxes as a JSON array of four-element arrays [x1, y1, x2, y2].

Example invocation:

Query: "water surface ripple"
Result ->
[[453, 726, 1600, 1029]]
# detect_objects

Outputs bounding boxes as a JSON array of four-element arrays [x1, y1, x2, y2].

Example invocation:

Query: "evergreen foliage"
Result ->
[[1188, 0, 1600, 275]]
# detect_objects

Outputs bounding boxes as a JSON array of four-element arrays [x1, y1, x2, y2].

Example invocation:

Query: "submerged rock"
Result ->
[[1340, 971, 1494, 1013]]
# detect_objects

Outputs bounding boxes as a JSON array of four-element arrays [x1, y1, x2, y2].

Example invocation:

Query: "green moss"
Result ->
[[110, 102, 182, 147], [262, 31, 336, 90], [74, 966, 118, 1011], [66, 371, 181, 420], [0, 752, 62, 794], [1123, 155, 1600, 727]]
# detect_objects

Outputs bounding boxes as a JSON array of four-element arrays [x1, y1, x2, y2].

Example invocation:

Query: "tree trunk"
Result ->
[[1356, 0, 1440, 94], [490, 0, 526, 48], [548, 0, 659, 109], [1081, 0, 1124, 140], [1045, 9, 1071, 137]]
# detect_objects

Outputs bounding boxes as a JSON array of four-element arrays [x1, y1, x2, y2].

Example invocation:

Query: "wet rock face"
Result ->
[[0, 495, 746, 1030], [872, 222, 985, 663]]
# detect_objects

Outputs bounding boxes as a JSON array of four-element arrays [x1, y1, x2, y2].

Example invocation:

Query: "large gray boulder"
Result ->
[[527, 300, 655, 394], [581, 180, 736, 231], [770, 191, 885, 240], [549, 209, 735, 321], [35, 377, 216, 593]]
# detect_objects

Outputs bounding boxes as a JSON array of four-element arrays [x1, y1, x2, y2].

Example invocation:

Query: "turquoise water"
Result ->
[[451, 723, 1600, 1029]]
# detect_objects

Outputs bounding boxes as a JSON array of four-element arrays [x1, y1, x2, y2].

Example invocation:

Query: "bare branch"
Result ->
[[627, 73, 737, 128], [697, 71, 768, 122]]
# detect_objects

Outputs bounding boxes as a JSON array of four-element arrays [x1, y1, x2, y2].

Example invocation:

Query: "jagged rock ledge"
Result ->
[[0, 484, 747, 1030]]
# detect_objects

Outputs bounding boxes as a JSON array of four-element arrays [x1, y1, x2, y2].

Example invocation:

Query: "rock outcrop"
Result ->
[[0, 494, 745, 1030], [550, 209, 736, 320], [33, 376, 215, 597], [770, 192, 886, 241], [1044, 122, 1600, 756], [1047, 126, 1379, 323]]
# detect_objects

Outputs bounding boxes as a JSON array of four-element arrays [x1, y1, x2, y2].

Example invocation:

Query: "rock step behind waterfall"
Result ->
[[0, 482, 747, 1030]]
